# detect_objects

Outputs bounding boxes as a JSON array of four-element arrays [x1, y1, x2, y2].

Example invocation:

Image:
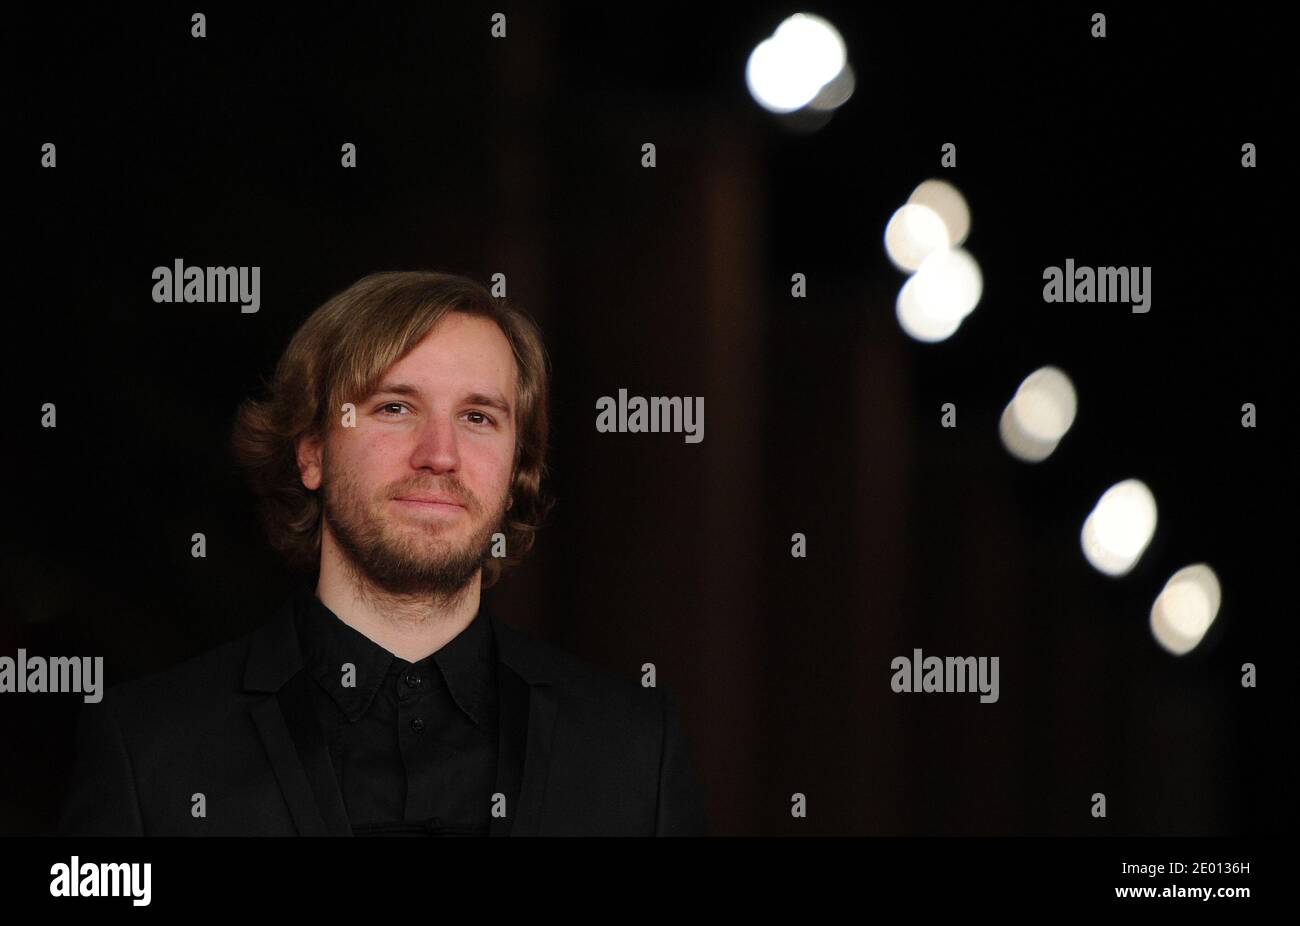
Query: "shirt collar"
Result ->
[[292, 577, 495, 727]]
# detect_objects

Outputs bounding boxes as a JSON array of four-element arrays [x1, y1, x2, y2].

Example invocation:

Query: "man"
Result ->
[[59, 271, 708, 836]]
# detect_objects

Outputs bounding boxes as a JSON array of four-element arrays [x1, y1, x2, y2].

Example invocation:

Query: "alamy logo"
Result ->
[[50, 857, 151, 906], [1042, 259, 1150, 313], [0, 651, 103, 702], [152, 259, 261, 313], [890, 648, 999, 703], [596, 388, 703, 443]]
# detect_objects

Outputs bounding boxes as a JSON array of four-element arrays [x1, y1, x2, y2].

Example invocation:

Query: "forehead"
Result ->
[[380, 313, 517, 399]]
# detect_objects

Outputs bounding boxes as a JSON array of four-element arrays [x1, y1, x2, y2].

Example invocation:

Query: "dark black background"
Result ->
[[5, 4, 1292, 836]]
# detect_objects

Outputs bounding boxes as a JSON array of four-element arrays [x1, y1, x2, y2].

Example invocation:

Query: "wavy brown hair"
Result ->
[[229, 270, 555, 589]]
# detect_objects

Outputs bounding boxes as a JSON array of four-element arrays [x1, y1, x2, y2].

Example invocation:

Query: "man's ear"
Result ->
[[296, 432, 325, 491]]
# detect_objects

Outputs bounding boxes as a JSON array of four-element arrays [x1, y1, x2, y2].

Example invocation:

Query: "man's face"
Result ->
[[297, 312, 518, 600]]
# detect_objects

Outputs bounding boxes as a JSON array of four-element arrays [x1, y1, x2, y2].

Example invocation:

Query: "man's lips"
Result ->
[[393, 495, 467, 510]]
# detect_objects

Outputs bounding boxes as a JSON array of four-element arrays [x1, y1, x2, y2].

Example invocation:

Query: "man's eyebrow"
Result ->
[[464, 392, 513, 418], [370, 382, 513, 419], [371, 382, 423, 399]]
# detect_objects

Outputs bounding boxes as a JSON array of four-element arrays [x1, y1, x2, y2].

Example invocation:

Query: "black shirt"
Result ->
[[292, 581, 499, 835]]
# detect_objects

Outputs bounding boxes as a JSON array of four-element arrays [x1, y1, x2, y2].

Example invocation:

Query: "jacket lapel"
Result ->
[[487, 609, 558, 837], [243, 592, 559, 837], [250, 694, 345, 835], [244, 597, 353, 836]]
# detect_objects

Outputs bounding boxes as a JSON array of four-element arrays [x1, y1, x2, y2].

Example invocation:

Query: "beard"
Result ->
[[319, 453, 509, 606]]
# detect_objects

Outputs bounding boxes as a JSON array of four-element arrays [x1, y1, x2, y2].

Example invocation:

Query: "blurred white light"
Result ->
[[911, 247, 983, 320], [1013, 367, 1077, 442], [746, 39, 815, 112], [896, 274, 963, 342], [999, 404, 1059, 462], [1000, 367, 1077, 463], [884, 204, 950, 272], [908, 179, 971, 247], [807, 61, 855, 111], [1150, 564, 1222, 655], [1080, 479, 1158, 576], [746, 14, 847, 113]]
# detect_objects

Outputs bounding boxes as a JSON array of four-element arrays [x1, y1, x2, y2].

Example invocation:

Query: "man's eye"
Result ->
[[377, 402, 408, 416], [465, 411, 496, 427]]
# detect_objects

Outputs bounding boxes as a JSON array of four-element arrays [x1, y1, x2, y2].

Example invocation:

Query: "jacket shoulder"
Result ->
[[492, 615, 668, 727], [491, 615, 708, 835], [91, 625, 262, 725]]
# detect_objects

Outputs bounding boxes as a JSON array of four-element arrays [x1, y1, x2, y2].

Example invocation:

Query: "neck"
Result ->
[[314, 537, 483, 664]]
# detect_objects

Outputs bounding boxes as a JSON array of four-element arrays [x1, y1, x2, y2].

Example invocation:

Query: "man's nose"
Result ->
[[409, 415, 460, 471]]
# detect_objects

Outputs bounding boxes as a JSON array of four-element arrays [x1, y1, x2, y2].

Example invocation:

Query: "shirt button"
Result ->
[[410, 717, 425, 733], [404, 672, 423, 689]]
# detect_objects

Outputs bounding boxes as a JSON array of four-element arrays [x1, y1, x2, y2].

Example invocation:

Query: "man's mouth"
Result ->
[[393, 495, 467, 514]]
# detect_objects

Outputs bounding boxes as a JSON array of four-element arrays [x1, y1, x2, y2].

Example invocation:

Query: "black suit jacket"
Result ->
[[58, 595, 709, 836]]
